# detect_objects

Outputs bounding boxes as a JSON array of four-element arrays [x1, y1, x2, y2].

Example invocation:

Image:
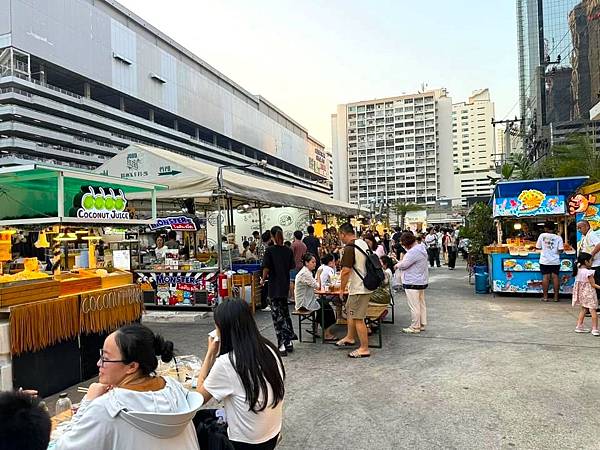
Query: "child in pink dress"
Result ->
[[572, 252, 600, 336]]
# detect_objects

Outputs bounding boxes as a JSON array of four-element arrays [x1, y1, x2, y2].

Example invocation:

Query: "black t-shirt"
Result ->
[[303, 235, 320, 258], [262, 245, 295, 299]]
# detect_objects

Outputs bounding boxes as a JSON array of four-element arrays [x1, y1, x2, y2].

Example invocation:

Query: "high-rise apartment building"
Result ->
[[517, 0, 600, 161], [0, 0, 330, 195], [452, 89, 496, 204], [331, 89, 453, 208]]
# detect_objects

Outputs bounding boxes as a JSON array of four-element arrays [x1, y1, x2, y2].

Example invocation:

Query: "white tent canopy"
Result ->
[[96, 145, 363, 216]]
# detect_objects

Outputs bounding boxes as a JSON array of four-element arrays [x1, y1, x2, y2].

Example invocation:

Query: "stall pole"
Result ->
[[57, 172, 64, 218], [496, 220, 502, 244], [151, 190, 157, 221], [216, 194, 223, 273], [257, 203, 263, 237]]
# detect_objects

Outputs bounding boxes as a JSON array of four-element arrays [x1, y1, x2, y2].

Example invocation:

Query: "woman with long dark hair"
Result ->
[[261, 226, 297, 355], [197, 299, 285, 450]]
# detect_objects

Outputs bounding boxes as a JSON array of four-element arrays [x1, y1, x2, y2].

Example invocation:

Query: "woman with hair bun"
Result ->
[[55, 323, 203, 450]]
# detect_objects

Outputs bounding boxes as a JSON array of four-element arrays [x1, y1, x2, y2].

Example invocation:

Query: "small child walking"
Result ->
[[572, 252, 600, 336]]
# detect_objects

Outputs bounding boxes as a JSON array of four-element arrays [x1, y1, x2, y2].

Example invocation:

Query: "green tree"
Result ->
[[500, 162, 514, 181], [546, 134, 600, 183], [391, 201, 421, 229], [508, 152, 537, 180], [460, 202, 495, 265]]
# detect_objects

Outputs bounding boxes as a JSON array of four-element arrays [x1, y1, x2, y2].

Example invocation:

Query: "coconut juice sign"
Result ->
[[70, 186, 130, 219]]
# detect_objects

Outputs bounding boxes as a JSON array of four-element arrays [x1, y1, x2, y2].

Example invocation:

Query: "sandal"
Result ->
[[348, 350, 370, 358], [335, 340, 355, 347]]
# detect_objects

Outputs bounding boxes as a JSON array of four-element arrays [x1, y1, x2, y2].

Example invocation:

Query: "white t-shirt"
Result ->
[[581, 230, 600, 267], [319, 265, 335, 287], [536, 233, 564, 265], [203, 347, 283, 444], [425, 234, 438, 248]]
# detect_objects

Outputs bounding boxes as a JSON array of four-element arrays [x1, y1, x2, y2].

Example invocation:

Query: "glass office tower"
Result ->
[[517, 0, 599, 160]]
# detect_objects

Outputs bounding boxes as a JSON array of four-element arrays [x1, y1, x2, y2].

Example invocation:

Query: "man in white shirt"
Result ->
[[577, 220, 600, 307], [536, 222, 564, 302], [424, 228, 441, 268]]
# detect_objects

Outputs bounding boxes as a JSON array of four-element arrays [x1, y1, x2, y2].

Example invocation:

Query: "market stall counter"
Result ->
[[136, 266, 218, 310], [0, 164, 163, 395], [487, 177, 586, 296]]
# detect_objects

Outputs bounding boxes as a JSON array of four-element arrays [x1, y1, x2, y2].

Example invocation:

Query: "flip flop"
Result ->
[[348, 350, 370, 358], [335, 340, 355, 347]]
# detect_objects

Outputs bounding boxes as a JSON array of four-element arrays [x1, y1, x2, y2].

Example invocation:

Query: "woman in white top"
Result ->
[[294, 253, 336, 340], [196, 299, 285, 449], [55, 324, 202, 450]]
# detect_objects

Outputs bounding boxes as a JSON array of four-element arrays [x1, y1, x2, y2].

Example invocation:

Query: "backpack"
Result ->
[[350, 242, 385, 290]]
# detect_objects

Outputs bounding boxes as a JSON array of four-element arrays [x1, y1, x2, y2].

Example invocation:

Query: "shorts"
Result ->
[[346, 293, 371, 320], [540, 264, 560, 275], [290, 269, 299, 281]]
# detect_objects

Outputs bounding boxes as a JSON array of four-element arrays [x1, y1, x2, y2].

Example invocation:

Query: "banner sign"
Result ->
[[70, 186, 130, 220], [493, 190, 565, 217], [150, 216, 197, 231]]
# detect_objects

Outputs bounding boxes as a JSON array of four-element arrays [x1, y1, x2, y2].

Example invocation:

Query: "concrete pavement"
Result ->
[[47, 262, 600, 449]]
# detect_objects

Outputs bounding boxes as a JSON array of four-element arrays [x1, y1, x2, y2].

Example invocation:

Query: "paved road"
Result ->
[[49, 263, 600, 449]]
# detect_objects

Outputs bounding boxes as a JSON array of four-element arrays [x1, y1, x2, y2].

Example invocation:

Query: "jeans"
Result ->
[[270, 297, 297, 347], [427, 247, 440, 267]]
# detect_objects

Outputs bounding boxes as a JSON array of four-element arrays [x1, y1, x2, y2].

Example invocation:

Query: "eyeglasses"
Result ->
[[98, 349, 126, 368]]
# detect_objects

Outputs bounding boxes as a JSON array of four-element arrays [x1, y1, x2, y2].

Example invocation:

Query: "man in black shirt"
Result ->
[[303, 225, 321, 265]]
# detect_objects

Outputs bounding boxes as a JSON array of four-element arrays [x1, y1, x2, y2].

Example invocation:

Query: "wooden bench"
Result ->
[[292, 308, 317, 343], [365, 303, 389, 349]]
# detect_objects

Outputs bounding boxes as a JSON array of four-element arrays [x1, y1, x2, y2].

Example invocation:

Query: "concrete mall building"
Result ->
[[331, 89, 453, 208], [0, 0, 330, 195], [452, 89, 496, 205]]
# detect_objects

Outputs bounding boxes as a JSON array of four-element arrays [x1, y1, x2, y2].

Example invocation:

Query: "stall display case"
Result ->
[[488, 177, 588, 296]]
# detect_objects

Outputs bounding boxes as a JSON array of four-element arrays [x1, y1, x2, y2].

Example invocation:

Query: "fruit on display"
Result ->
[[0, 271, 49, 283]]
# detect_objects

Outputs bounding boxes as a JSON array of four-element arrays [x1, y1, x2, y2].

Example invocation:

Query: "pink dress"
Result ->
[[572, 267, 599, 309]]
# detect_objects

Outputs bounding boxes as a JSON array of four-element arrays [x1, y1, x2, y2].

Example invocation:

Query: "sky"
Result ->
[[118, 0, 519, 146]]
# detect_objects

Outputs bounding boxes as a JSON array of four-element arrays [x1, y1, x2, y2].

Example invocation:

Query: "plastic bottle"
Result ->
[[55, 393, 72, 416]]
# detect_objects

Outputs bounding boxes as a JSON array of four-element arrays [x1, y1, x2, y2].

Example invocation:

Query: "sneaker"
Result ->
[[592, 329, 600, 336], [402, 327, 420, 334], [263, 306, 272, 312], [278, 344, 288, 357], [575, 327, 590, 333], [285, 343, 294, 353]]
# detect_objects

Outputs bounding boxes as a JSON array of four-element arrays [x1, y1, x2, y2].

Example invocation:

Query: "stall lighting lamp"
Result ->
[[55, 232, 78, 241], [82, 229, 102, 241], [513, 223, 522, 230], [75, 229, 89, 234]]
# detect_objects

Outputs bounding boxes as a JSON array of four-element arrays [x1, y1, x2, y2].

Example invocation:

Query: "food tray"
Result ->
[[99, 271, 133, 289], [0, 279, 61, 307], [56, 273, 102, 297]]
